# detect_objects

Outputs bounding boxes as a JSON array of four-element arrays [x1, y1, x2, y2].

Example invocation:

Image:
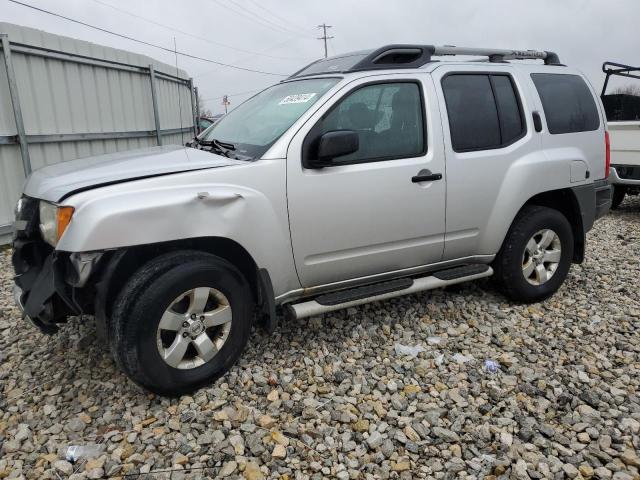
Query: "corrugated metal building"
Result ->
[[0, 22, 198, 244]]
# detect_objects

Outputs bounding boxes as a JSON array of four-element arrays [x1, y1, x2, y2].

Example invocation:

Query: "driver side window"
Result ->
[[309, 81, 426, 165]]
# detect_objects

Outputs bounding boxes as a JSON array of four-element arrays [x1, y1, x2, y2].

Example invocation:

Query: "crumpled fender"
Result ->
[[56, 159, 301, 296]]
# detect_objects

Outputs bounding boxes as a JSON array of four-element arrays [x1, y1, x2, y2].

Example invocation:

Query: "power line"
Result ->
[[7, 0, 288, 77], [317, 24, 334, 59], [210, 0, 311, 39], [89, 0, 306, 61], [226, 0, 305, 37], [193, 35, 311, 79], [201, 87, 265, 103], [244, 0, 311, 36]]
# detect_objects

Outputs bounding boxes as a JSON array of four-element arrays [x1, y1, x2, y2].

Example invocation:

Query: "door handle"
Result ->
[[412, 173, 442, 183], [532, 111, 543, 132]]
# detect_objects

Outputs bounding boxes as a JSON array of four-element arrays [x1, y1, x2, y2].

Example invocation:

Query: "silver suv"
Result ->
[[12, 45, 612, 394]]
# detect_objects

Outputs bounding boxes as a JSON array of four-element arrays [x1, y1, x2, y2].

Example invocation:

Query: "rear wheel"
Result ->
[[611, 186, 627, 210], [494, 205, 573, 303], [110, 251, 253, 395]]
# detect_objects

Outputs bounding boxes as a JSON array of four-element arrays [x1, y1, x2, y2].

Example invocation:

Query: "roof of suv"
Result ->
[[288, 44, 562, 79]]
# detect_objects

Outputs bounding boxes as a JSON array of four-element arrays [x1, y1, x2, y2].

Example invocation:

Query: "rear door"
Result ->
[[286, 74, 447, 287], [431, 64, 539, 260]]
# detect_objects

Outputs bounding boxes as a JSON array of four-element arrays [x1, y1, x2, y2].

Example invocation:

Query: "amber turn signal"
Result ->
[[57, 206, 75, 241]]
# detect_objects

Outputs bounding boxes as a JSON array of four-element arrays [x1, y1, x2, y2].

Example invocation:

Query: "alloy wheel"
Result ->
[[156, 287, 232, 369], [522, 229, 562, 286]]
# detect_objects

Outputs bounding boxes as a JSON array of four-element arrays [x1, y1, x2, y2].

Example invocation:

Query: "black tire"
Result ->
[[494, 205, 573, 303], [110, 251, 253, 395], [611, 186, 626, 210]]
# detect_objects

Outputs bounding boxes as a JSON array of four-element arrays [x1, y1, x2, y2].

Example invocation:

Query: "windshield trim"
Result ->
[[279, 75, 344, 84]]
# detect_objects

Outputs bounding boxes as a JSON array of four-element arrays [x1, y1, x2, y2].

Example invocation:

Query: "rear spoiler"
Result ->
[[602, 62, 640, 97]]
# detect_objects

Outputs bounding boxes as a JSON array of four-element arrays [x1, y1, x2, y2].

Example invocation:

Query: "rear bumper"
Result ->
[[571, 179, 611, 230], [594, 179, 612, 220], [609, 166, 640, 186]]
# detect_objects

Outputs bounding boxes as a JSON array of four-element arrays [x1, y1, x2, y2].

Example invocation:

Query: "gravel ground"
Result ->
[[1, 197, 639, 480]]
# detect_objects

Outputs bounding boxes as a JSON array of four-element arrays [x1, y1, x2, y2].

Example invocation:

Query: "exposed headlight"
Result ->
[[39, 201, 74, 247]]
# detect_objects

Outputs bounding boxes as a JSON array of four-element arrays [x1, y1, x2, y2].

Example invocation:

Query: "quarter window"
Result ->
[[442, 73, 525, 152], [307, 82, 426, 164], [531, 73, 600, 134]]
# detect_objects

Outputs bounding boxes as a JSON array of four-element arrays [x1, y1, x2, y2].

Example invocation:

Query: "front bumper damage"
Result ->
[[12, 196, 102, 334]]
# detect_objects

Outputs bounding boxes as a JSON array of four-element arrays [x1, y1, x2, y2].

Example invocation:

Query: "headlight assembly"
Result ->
[[39, 201, 74, 247]]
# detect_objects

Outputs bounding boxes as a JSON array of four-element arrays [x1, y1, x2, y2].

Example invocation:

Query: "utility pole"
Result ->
[[317, 24, 333, 58], [222, 94, 230, 114]]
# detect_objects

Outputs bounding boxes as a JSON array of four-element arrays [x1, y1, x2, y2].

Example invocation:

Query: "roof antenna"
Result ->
[[173, 36, 184, 145]]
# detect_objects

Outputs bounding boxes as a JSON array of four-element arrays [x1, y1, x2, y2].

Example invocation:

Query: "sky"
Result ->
[[2, 0, 639, 115]]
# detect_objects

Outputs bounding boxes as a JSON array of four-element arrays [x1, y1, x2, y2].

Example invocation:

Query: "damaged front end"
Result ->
[[12, 196, 102, 334]]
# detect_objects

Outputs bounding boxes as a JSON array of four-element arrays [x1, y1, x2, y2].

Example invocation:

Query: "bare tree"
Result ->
[[196, 90, 213, 118], [612, 84, 640, 96]]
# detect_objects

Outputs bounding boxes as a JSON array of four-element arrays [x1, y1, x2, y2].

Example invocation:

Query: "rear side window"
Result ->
[[493, 76, 525, 144], [531, 73, 600, 134], [442, 73, 525, 152]]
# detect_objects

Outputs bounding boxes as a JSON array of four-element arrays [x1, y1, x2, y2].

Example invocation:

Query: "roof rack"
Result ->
[[601, 61, 640, 97], [288, 44, 562, 79], [432, 46, 561, 65]]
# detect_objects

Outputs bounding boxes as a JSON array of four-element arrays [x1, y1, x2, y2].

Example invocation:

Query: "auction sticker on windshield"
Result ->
[[279, 93, 317, 105]]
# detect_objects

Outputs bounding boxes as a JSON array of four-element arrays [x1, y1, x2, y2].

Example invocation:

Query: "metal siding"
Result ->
[[156, 75, 194, 145], [0, 51, 17, 134], [0, 145, 24, 227], [0, 23, 195, 239]]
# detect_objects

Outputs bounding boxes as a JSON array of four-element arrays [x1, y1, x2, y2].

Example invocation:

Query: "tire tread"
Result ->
[[109, 251, 249, 395], [494, 205, 573, 303]]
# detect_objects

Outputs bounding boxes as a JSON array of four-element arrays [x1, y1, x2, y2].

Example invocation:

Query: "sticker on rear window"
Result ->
[[279, 93, 316, 105]]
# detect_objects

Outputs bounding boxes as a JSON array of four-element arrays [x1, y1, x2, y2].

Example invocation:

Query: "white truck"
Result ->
[[602, 62, 640, 208]]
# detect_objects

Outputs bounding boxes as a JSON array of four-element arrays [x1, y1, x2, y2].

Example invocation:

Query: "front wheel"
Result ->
[[494, 205, 573, 303], [110, 251, 253, 395]]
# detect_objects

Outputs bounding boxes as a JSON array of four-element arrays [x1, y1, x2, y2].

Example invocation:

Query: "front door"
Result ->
[[286, 75, 447, 287]]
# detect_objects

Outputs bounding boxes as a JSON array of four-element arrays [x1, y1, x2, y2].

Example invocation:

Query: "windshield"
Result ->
[[200, 77, 340, 159]]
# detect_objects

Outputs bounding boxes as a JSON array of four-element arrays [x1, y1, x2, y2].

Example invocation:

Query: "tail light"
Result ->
[[605, 131, 611, 178]]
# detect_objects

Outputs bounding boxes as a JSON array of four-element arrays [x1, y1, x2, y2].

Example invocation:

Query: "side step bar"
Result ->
[[287, 264, 493, 320]]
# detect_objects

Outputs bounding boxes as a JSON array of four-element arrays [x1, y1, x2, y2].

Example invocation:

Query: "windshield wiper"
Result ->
[[199, 138, 254, 161], [199, 138, 236, 158], [212, 139, 236, 152]]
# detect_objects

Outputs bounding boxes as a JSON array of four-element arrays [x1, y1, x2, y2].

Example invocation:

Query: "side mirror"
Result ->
[[307, 130, 359, 168]]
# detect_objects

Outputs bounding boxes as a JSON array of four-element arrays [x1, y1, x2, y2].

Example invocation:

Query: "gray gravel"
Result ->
[[1, 197, 639, 480]]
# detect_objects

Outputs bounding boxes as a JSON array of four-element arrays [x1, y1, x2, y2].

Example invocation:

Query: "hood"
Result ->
[[24, 145, 243, 202]]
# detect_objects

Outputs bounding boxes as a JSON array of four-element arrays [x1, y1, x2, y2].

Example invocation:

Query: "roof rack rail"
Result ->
[[349, 45, 435, 72], [432, 46, 561, 65], [287, 44, 562, 79], [349, 45, 561, 72], [601, 61, 640, 97]]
